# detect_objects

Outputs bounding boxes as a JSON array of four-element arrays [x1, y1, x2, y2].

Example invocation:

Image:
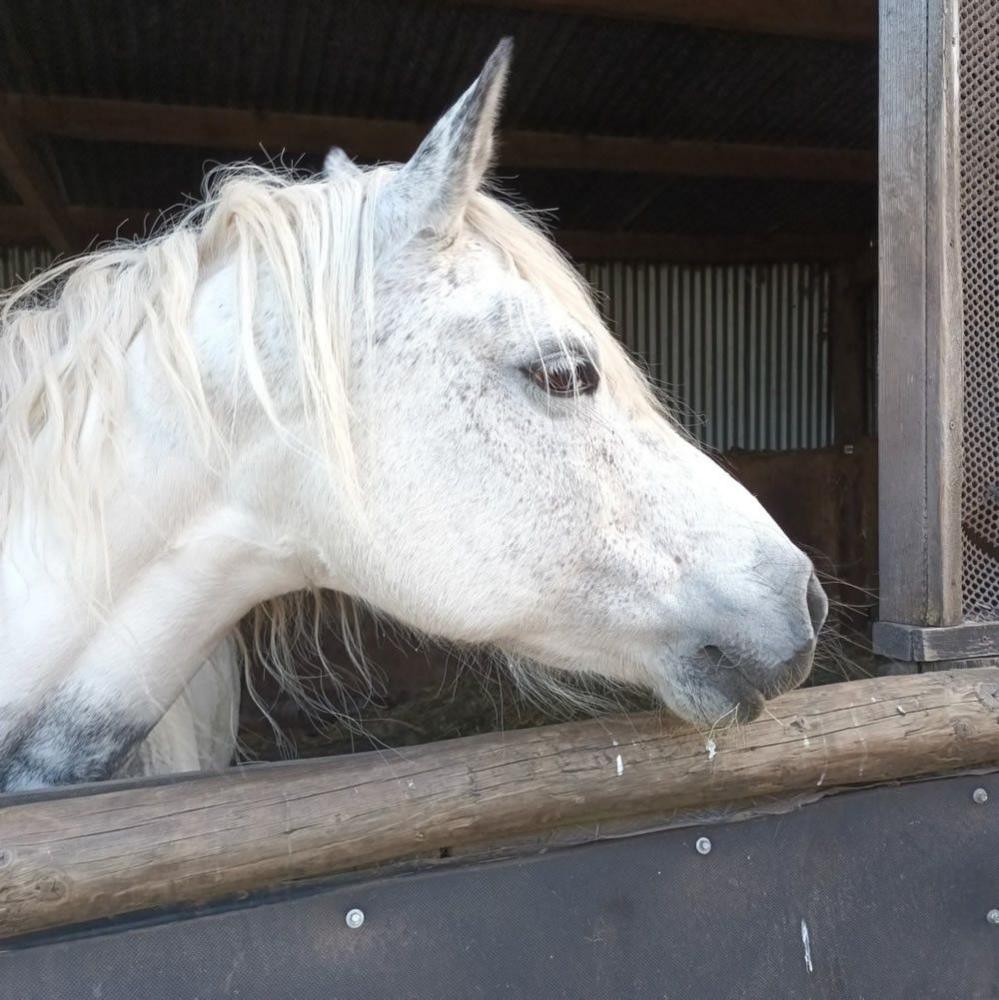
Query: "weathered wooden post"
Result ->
[[874, 0, 999, 665]]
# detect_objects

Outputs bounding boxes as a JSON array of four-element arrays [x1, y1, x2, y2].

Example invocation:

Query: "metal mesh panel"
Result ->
[[960, 0, 999, 619]]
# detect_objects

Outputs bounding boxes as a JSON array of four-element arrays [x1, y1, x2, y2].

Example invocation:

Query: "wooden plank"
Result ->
[[447, 0, 877, 41], [826, 265, 878, 634], [0, 114, 79, 253], [876, 0, 963, 630], [829, 262, 869, 445], [560, 230, 869, 262], [924, 0, 965, 623], [877, 0, 928, 625], [872, 622, 999, 662], [3, 668, 999, 939], [2, 93, 876, 183], [0, 205, 162, 246], [0, 205, 870, 265], [501, 132, 874, 181]]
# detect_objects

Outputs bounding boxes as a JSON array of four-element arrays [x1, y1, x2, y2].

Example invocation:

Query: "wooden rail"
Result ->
[[3, 668, 999, 939], [1, 93, 876, 184], [0, 114, 79, 253], [0, 204, 870, 264], [448, 0, 877, 41]]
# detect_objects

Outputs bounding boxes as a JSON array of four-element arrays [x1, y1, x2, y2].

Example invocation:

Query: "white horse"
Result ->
[[0, 41, 826, 792]]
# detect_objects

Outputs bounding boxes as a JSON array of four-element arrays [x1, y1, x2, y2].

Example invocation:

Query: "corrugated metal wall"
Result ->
[[1, 249, 833, 452], [581, 261, 834, 451], [0, 247, 54, 294]]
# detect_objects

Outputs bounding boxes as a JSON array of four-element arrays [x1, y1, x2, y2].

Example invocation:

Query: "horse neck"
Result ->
[[1, 437, 305, 699], [0, 481, 309, 788]]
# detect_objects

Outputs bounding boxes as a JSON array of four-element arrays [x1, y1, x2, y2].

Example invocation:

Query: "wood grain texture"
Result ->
[[0, 205, 869, 263], [1, 93, 875, 183], [3, 668, 999, 940], [830, 262, 868, 445], [0, 205, 158, 247], [559, 230, 870, 263], [447, 0, 877, 41], [877, 0, 964, 627], [872, 622, 999, 661], [0, 114, 78, 253], [924, 0, 965, 624], [878, 0, 928, 624]]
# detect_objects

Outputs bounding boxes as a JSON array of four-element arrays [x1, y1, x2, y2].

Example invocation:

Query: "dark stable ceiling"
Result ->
[[0, 0, 877, 240]]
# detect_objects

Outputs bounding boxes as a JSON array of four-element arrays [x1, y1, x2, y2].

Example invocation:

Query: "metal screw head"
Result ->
[[973, 787, 989, 805], [695, 836, 712, 856], [345, 908, 365, 929], [987, 910, 999, 926]]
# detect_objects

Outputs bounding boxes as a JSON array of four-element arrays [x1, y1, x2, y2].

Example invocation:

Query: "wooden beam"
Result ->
[[2, 93, 875, 183], [0, 113, 79, 253], [875, 0, 964, 632], [0, 205, 158, 247], [873, 622, 999, 662], [446, 0, 877, 41], [0, 206, 870, 265], [560, 229, 870, 262], [3, 668, 999, 939], [829, 262, 868, 445]]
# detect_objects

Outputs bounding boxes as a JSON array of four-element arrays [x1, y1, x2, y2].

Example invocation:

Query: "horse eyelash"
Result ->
[[526, 356, 600, 397]]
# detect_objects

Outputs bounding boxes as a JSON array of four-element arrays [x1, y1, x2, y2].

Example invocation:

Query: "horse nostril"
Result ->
[[806, 572, 829, 636], [702, 645, 736, 668]]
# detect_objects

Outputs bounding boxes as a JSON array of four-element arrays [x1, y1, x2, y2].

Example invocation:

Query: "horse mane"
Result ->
[[0, 164, 379, 568], [1, 163, 655, 555], [0, 161, 659, 743]]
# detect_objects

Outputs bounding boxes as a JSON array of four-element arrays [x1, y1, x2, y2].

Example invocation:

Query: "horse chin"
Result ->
[[650, 650, 767, 728]]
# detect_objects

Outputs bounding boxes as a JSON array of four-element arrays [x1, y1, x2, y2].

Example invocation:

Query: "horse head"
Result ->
[[0, 41, 827, 792], [300, 40, 828, 726]]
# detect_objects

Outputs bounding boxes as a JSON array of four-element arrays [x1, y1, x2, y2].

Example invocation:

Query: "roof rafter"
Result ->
[[2, 93, 875, 184], [0, 113, 79, 253], [446, 0, 877, 41], [0, 204, 869, 264]]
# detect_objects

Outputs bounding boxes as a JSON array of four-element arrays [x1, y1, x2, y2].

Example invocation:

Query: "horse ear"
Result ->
[[381, 38, 512, 243], [323, 147, 361, 179]]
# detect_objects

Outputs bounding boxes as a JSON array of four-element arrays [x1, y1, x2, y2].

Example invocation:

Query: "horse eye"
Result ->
[[528, 358, 600, 397]]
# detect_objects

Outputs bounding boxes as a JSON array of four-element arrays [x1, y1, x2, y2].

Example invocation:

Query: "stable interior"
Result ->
[[0, 0, 878, 760]]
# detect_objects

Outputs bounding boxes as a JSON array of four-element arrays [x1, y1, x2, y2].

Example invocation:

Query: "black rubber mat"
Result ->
[[3, 772, 998, 999]]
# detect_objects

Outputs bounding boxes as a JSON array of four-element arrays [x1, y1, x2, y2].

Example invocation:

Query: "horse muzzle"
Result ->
[[656, 571, 828, 726]]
